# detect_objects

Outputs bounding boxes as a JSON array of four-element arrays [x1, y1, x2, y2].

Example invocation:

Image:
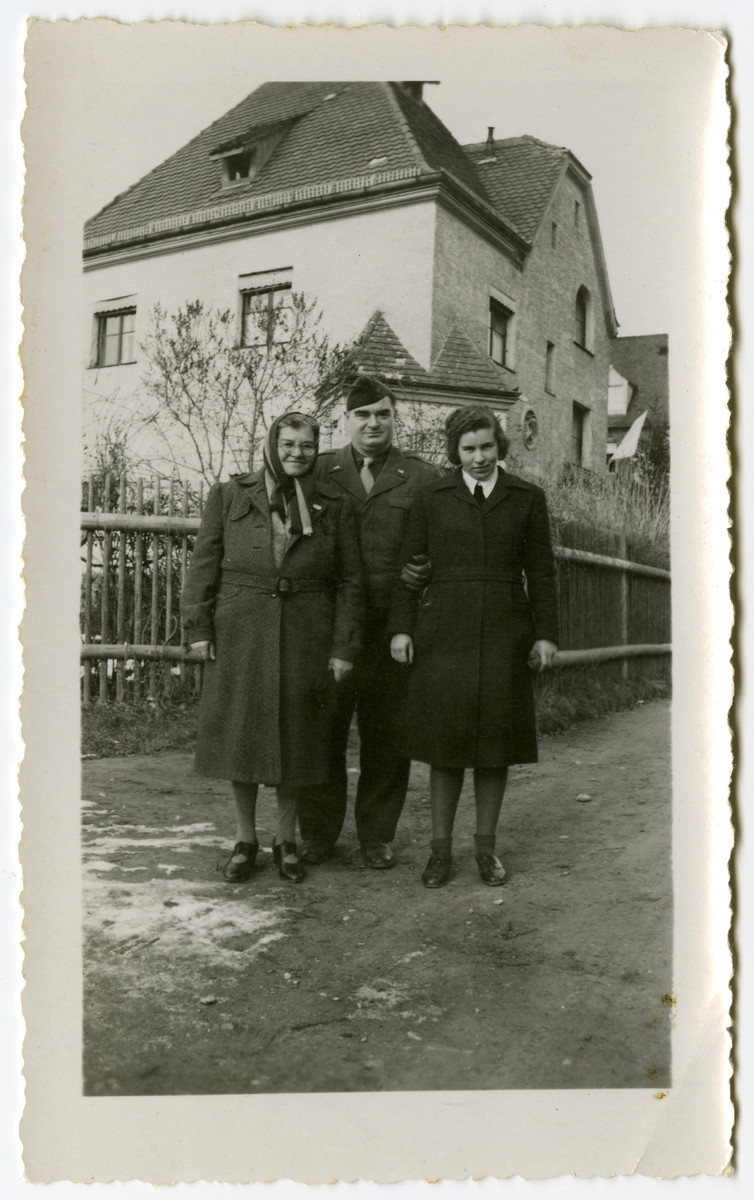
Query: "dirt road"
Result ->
[[82, 699, 672, 1094]]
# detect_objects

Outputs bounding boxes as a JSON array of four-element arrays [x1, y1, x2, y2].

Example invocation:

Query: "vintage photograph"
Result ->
[[19, 16, 732, 1183], [78, 45, 674, 1098]]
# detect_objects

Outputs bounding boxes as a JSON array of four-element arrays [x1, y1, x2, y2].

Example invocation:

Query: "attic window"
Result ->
[[368, 156, 388, 167], [214, 146, 258, 187], [226, 149, 255, 182]]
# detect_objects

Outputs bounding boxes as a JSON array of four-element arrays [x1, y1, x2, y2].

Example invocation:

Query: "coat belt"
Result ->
[[221, 570, 329, 596], [433, 568, 524, 584]]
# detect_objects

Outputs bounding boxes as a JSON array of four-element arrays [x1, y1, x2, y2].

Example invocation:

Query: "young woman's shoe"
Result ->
[[222, 841, 259, 883], [475, 853, 506, 886], [272, 839, 306, 883], [421, 853, 452, 888]]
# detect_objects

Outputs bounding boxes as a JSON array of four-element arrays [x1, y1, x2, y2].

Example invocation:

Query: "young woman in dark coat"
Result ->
[[389, 405, 558, 889], [182, 411, 364, 884]]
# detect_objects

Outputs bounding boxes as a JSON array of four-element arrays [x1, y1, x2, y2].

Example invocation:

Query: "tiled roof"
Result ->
[[429, 324, 516, 394], [463, 135, 567, 241], [85, 82, 492, 243], [86, 82, 341, 240], [354, 312, 516, 399], [388, 84, 489, 202], [353, 311, 430, 383]]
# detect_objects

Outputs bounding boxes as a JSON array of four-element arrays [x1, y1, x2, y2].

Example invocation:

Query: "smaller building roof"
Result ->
[[352, 311, 431, 385], [430, 324, 517, 394], [353, 311, 517, 403], [609, 334, 669, 434]]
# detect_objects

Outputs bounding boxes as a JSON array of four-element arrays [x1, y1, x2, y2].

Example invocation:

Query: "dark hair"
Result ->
[[445, 405, 510, 466], [345, 374, 397, 411], [276, 411, 321, 442]]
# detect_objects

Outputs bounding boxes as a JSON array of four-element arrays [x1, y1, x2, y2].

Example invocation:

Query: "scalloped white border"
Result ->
[[11, 6, 740, 1190]]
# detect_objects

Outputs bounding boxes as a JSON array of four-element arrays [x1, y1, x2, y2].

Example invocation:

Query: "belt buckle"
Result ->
[[276, 577, 292, 597]]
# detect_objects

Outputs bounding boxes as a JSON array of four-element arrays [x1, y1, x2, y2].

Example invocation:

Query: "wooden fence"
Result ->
[[80, 474, 671, 704]]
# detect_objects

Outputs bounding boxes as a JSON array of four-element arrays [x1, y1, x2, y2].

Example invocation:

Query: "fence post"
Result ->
[[98, 473, 111, 703], [617, 533, 629, 681], [180, 481, 189, 691], [133, 477, 144, 699], [82, 474, 93, 704], [150, 476, 160, 697], [165, 479, 175, 694], [116, 473, 127, 701]]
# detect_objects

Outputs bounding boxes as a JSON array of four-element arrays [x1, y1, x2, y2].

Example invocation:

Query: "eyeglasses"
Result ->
[[279, 440, 317, 455]]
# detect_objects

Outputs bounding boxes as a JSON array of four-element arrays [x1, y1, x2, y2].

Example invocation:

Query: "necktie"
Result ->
[[360, 456, 374, 495], [474, 483, 486, 506]]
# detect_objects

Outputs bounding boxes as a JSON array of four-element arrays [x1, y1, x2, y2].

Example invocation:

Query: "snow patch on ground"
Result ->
[[84, 879, 288, 967]]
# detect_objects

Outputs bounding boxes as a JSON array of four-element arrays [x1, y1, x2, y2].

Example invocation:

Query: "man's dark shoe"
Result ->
[[361, 841, 396, 870], [222, 841, 259, 883], [421, 853, 452, 888], [299, 841, 336, 866], [475, 853, 506, 886]]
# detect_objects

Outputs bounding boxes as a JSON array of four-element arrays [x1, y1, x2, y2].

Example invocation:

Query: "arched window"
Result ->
[[575, 286, 592, 351]]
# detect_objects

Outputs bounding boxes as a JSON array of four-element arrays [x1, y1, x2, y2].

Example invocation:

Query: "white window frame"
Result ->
[[238, 268, 294, 351], [91, 296, 138, 368]]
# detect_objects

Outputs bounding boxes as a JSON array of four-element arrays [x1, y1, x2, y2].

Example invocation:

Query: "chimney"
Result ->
[[401, 81, 425, 102], [486, 126, 495, 151]]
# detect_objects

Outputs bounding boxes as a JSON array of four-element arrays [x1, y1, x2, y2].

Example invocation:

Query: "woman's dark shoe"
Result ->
[[222, 841, 259, 883], [272, 839, 306, 884], [421, 853, 452, 888], [475, 853, 506, 886]]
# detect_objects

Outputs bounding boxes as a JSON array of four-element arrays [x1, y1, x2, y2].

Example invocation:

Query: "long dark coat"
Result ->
[[388, 467, 558, 769], [181, 471, 364, 786]]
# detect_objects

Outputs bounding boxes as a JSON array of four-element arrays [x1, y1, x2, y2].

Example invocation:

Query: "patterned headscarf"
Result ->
[[263, 411, 320, 537]]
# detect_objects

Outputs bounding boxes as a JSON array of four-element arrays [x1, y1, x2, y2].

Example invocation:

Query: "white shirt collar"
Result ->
[[462, 468, 498, 498]]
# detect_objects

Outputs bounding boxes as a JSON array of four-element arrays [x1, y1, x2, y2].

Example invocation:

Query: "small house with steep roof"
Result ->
[[83, 80, 624, 475]]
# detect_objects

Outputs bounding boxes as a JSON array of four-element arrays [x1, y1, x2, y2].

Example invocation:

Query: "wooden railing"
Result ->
[[80, 474, 671, 703]]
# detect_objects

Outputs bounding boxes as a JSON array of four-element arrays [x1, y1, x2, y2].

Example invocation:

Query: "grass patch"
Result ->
[[82, 700, 199, 758], [83, 666, 671, 760], [535, 667, 670, 736]]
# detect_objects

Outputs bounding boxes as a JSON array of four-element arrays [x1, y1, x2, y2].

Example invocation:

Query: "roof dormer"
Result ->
[[209, 118, 295, 190]]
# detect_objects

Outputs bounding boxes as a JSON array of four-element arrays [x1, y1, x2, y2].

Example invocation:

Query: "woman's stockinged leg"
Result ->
[[222, 781, 260, 883], [231, 781, 259, 844], [273, 785, 306, 883], [473, 767, 508, 840], [275, 785, 298, 850], [473, 767, 508, 886], [429, 766, 465, 840], [421, 767, 464, 888]]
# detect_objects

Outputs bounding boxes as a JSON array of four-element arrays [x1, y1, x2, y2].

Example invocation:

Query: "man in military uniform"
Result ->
[[298, 375, 438, 869]]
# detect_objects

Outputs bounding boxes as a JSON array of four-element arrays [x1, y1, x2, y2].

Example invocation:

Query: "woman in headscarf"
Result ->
[[182, 411, 364, 884]]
